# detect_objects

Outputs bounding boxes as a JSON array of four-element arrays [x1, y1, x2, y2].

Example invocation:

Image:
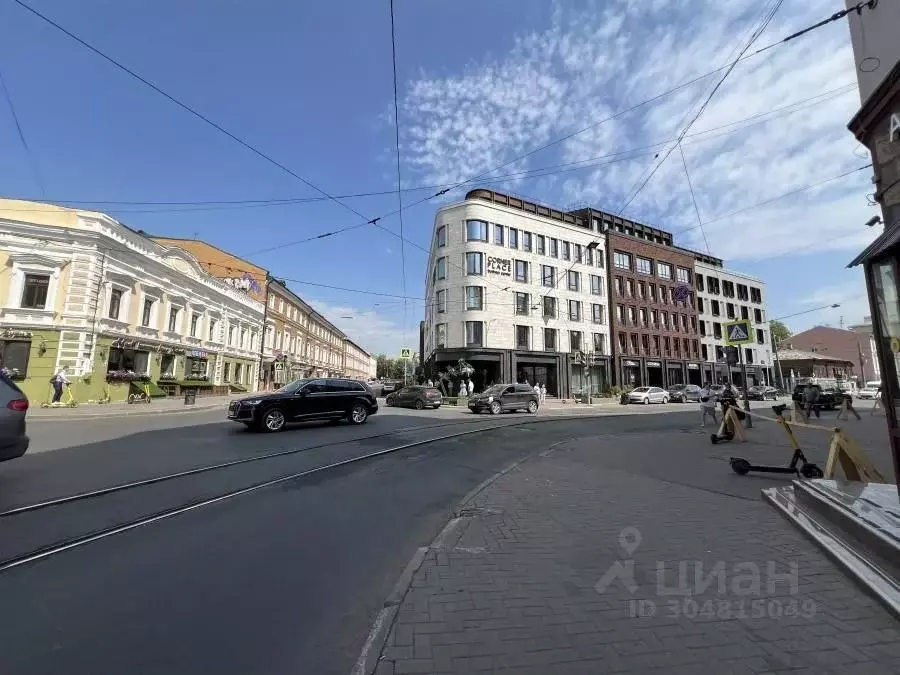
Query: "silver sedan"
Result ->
[[627, 386, 669, 405]]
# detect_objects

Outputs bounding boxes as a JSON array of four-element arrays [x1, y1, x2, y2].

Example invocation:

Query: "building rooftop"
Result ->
[[777, 347, 854, 364]]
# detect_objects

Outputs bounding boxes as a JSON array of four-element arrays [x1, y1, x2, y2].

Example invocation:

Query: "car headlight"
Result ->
[[488, 395, 494, 403], [243, 399, 262, 406]]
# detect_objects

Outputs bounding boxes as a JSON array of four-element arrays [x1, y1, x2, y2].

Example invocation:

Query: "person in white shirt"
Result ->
[[540, 383, 546, 402], [467, 378, 474, 396], [51, 366, 70, 403], [699, 382, 718, 428]]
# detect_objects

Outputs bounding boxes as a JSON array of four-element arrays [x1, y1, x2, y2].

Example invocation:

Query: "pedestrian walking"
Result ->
[[533, 382, 540, 400], [51, 365, 70, 404], [699, 382, 718, 428], [467, 378, 474, 396], [842, 392, 862, 420], [540, 383, 546, 402], [804, 383, 821, 419], [458, 380, 467, 397]]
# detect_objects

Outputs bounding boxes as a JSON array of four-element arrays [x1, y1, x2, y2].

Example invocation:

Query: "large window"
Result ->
[[567, 270, 580, 292], [592, 333, 606, 355], [435, 323, 447, 348], [515, 325, 530, 350], [544, 328, 557, 351], [434, 257, 447, 280], [161, 354, 176, 379], [636, 257, 652, 275], [493, 224, 504, 246], [185, 357, 208, 379], [0, 340, 30, 378], [568, 300, 581, 322], [676, 267, 691, 284], [515, 260, 528, 283], [541, 265, 556, 287], [614, 251, 631, 270], [562, 241, 571, 261], [466, 220, 488, 241], [522, 232, 532, 252], [549, 239, 559, 258], [21, 274, 49, 309], [436, 289, 447, 313], [107, 348, 150, 375], [543, 296, 556, 318], [141, 298, 154, 327], [168, 307, 180, 333], [465, 321, 483, 347], [465, 286, 484, 310], [569, 330, 582, 352], [515, 292, 529, 316], [208, 318, 218, 341], [508, 228, 518, 249], [536, 235, 545, 255], [590, 275, 603, 295], [108, 288, 123, 320], [592, 304, 605, 324], [657, 262, 672, 280], [436, 225, 447, 247], [466, 252, 483, 275]]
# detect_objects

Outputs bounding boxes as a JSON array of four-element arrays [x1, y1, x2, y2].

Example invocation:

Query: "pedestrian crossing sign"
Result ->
[[399, 347, 412, 359], [724, 320, 753, 345]]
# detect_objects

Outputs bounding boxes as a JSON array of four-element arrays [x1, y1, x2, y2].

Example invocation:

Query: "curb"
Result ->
[[29, 401, 232, 420], [350, 434, 580, 675]]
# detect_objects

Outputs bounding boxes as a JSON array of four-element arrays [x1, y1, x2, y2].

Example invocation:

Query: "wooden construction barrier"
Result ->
[[836, 396, 862, 421]]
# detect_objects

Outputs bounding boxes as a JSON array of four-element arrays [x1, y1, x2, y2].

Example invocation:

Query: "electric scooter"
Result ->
[[728, 404, 824, 478]]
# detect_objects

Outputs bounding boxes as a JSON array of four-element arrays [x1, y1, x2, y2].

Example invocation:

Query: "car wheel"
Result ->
[[262, 407, 286, 432], [490, 401, 502, 415], [642, 397, 649, 405], [349, 403, 369, 425], [662, 397, 669, 404], [527, 400, 538, 414], [414, 399, 425, 410], [385, 397, 394, 407]]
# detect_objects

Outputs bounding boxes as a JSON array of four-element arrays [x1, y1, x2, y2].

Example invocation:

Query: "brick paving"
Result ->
[[375, 442, 900, 674]]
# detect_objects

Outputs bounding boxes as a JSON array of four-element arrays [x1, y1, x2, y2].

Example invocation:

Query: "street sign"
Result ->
[[724, 320, 753, 346], [399, 347, 412, 359]]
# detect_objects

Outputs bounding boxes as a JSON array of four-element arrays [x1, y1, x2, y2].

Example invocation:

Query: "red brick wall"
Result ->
[[607, 233, 701, 361]]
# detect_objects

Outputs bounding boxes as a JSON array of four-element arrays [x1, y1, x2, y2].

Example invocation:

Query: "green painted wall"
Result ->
[[15, 329, 61, 403]]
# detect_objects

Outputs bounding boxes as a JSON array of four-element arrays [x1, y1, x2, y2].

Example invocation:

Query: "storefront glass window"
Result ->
[[160, 355, 176, 378], [0, 340, 30, 378], [185, 357, 208, 379], [107, 348, 150, 375]]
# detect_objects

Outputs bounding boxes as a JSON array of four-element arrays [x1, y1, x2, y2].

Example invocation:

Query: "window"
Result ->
[[722, 280, 735, 298], [567, 270, 580, 292], [465, 321, 483, 347], [661, 311, 668, 329], [466, 220, 488, 241], [628, 306, 636, 325], [522, 232, 532, 252], [741, 305, 749, 320], [0, 340, 30, 378], [494, 224, 504, 245], [108, 288, 123, 320], [515, 292, 530, 316], [713, 323, 722, 339], [754, 308, 763, 323], [569, 330, 582, 352], [568, 300, 581, 322], [590, 275, 603, 295], [681, 314, 688, 331], [515, 325, 530, 349], [185, 357, 208, 379], [515, 260, 528, 283], [208, 318, 218, 341], [737, 284, 749, 301], [614, 251, 631, 270], [190, 313, 200, 337], [592, 333, 606, 355], [745, 348, 754, 364], [642, 335, 650, 354], [229, 325, 237, 346], [626, 279, 634, 296], [699, 321, 707, 337], [648, 283, 656, 302], [639, 308, 647, 326], [618, 333, 627, 353], [436, 225, 447, 247], [434, 257, 447, 281], [597, 252, 605, 269], [696, 275, 705, 292], [650, 309, 658, 327], [466, 252, 483, 275], [707, 276, 720, 294], [435, 323, 447, 348], [586, 247, 593, 266], [636, 257, 652, 275], [630, 334, 639, 354], [574, 244, 582, 263], [549, 238, 559, 258], [711, 300, 720, 316], [591, 304, 605, 324], [141, 298, 154, 327], [465, 286, 484, 310], [676, 267, 691, 284], [616, 304, 626, 323], [726, 303, 735, 319], [543, 296, 556, 318], [702, 344, 709, 360], [697, 297, 704, 313], [168, 307, 180, 333], [657, 262, 672, 280], [509, 228, 518, 249], [544, 328, 557, 351], [436, 289, 447, 313], [21, 274, 49, 309], [107, 348, 150, 376], [637, 281, 645, 298], [562, 241, 570, 261], [536, 235, 545, 255], [615, 276, 623, 295], [653, 335, 661, 355], [541, 265, 556, 287], [750, 287, 762, 303]]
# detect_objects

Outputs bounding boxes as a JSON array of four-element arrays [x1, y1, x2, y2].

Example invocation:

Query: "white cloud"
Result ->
[[398, 0, 876, 260], [310, 301, 407, 356]]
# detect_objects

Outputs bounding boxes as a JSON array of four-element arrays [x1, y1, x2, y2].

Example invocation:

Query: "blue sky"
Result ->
[[0, 0, 880, 354]]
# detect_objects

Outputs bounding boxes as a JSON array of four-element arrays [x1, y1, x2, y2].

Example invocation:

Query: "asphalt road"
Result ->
[[1, 401, 894, 675]]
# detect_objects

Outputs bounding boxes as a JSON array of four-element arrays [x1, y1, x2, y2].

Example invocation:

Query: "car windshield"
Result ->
[[276, 378, 312, 395], [632, 387, 650, 393], [668, 385, 685, 391], [483, 385, 506, 395]]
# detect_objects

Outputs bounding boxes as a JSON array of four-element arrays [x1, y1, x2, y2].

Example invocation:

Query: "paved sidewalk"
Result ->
[[375, 444, 900, 674], [28, 394, 237, 418]]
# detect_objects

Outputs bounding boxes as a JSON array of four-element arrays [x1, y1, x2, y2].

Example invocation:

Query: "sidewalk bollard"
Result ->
[[184, 389, 196, 406]]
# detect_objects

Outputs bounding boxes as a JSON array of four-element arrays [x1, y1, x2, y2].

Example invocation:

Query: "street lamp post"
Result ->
[[770, 303, 841, 391]]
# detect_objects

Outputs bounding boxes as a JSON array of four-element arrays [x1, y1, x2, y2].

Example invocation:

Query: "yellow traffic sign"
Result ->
[[724, 319, 753, 346]]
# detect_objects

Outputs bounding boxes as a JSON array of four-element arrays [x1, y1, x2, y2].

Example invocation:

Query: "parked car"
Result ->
[[0, 372, 29, 462], [747, 385, 779, 401], [667, 384, 701, 403], [856, 386, 880, 400], [386, 385, 442, 410], [791, 384, 840, 411], [468, 384, 539, 415], [380, 380, 399, 395], [627, 386, 669, 404], [228, 377, 378, 432]]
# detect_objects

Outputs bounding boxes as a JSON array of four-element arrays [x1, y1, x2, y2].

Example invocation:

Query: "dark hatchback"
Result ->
[[386, 385, 442, 409], [228, 377, 378, 432], [791, 384, 840, 410], [468, 384, 539, 415], [667, 384, 701, 403]]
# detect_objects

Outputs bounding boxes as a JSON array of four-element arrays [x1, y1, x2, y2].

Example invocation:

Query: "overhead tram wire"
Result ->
[[0, 62, 45, 197], [677, 142, 711, 255], [389, 0, 409, 350]]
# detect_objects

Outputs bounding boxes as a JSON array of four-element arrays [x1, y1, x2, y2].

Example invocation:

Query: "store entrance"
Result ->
[[517, 363, 558, 397], [647, 364, 663, 387]]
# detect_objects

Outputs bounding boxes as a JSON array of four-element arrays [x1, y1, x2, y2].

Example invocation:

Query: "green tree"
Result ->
[[769, 320, 792, 345]]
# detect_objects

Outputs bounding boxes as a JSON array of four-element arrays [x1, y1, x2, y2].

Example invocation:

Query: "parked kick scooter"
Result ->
[[729, 404, 823, 478]]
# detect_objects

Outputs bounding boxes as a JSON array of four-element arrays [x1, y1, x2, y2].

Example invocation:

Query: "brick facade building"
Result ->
[[783, 324, 876, 386]]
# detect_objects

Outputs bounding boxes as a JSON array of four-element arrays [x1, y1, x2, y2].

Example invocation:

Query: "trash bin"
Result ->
[[184, 388, 196, 406]]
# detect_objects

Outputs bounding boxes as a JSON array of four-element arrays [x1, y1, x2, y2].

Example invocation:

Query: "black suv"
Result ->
[[791, 384, 839, 411], [228, 378, 378, 432], [468, 384, 539, 415]]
